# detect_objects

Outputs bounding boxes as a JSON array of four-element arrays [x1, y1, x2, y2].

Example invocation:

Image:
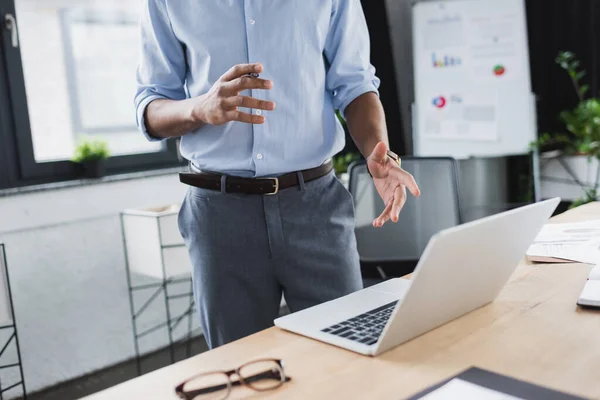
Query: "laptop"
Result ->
[[274, 198, 560, 356]]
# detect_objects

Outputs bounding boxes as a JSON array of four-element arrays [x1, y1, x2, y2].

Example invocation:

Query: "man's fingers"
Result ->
[[225, 110, 265, 124], [373, 201, 393, 228], [221, 63, 263, 82], [368, 141, 389, 163], [225, 76, 273, 93], [377, 213, 392, 228], [390, 186, 406, 223], [393, 169, 421, 197], [223, 96, 276, 111]]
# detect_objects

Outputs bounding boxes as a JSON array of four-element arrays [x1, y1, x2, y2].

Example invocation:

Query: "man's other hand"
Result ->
[[367, 142, 421, 227]]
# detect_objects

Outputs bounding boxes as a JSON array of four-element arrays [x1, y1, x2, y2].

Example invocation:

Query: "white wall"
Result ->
[[0, 172, 198, 394], [0, 173, 186, 233]]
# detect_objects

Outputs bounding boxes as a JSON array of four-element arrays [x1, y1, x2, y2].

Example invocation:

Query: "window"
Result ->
[[0, 0, 183, 189]]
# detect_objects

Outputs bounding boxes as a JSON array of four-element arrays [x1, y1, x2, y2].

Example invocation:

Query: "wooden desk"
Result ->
[[85, 203, 600, 400]]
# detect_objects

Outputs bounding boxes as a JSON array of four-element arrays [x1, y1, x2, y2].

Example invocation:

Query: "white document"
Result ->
[[533, 220, 600, 242], [421, 379, 524, 400], [527, 220, 600, 264], [526, 240, 600, 264]]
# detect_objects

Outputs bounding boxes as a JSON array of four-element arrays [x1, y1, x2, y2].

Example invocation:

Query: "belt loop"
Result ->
[[220, 175, 227, 194], [296, 171, 306, 192]]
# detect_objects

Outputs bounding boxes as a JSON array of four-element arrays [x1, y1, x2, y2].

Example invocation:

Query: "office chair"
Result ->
[[348, 157, 462, 282]]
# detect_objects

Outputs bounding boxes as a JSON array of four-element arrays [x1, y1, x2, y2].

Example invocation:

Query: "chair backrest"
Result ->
[[348, 157, 462, 263]]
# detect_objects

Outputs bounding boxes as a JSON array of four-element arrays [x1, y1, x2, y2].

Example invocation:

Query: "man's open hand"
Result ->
[[367, 142, 421, 227], [192, 63, 276, 125]]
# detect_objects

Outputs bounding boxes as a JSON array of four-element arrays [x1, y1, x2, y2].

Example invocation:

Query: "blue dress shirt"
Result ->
[[135, 0, 380, 177]]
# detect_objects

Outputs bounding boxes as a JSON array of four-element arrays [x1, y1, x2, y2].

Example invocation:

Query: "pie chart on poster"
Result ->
[[432, 96, 447, 108], [494, 65, 506, 76]]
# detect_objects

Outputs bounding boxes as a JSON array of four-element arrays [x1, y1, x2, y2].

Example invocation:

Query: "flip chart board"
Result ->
[[412, 0, 535, 158]]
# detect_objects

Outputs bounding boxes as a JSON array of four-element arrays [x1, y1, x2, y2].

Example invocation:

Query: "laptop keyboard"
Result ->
[[321, 301, 398, 346]]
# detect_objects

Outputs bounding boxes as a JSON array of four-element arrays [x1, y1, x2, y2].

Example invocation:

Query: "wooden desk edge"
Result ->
[[83, 202, 600, 400]]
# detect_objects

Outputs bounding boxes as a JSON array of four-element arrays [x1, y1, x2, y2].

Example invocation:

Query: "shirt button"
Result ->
[[249, 19, 256, 25], [255, 110, 262, 116], [256, 153, 263, 160]]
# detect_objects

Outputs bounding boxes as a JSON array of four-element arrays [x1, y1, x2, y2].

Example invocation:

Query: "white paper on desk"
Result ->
[[527, 221, 600, 263], [526, 240, 600, 264], [420, 379, 524, 400], [533, 220, 600, 243]]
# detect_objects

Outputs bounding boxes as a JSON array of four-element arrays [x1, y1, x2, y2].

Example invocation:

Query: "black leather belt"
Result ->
[[179, 160, 333, 195]]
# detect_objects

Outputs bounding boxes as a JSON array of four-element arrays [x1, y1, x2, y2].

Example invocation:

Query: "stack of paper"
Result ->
[[527, 219, 600, 264]]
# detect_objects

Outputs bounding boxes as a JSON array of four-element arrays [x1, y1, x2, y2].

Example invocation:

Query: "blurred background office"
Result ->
[[0, 0, 598, 399]]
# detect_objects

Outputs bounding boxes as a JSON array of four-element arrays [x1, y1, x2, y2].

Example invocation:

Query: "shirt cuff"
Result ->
[[339, 83, 380, 118], [136, 94, 168, 142]]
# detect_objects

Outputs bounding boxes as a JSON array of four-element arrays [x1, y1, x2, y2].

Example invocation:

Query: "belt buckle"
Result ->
[[264, 177, 279, 196]]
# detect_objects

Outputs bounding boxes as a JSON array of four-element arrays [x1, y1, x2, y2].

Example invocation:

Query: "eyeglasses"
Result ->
[[175, 358, 291, 400]]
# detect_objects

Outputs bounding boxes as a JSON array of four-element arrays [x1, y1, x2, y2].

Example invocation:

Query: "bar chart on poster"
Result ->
[[412, 0, 535, 158]]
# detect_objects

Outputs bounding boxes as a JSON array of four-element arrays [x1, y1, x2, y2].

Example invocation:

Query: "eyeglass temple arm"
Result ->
[[182, 370, 290, 398]]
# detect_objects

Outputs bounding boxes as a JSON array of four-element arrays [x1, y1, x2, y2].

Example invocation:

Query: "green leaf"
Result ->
[[569, 197, 589, 209], [581, 85, 590, 96], [332, 152, 360, 175], [533, 52, 600, 157], [556, 51, 572, 62]]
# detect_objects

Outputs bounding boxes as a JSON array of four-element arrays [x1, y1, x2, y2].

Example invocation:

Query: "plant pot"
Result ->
[[540, 155, 599, 201], [81, 159, 106, 179]]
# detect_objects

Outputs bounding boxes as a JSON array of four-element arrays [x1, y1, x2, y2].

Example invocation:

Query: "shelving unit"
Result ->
[[0, 244, 27, 399], [120, 205, 200, 376]]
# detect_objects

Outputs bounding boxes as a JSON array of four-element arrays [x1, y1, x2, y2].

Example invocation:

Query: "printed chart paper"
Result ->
[[527, 220, 600, 264]]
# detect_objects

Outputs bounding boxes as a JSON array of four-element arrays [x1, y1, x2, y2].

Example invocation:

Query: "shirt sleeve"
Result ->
[[134, 0, 187, 141], [324, 0, 381, 117]]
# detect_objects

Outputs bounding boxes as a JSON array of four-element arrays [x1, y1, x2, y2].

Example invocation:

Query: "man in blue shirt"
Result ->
[[135, 0, 420, 348]]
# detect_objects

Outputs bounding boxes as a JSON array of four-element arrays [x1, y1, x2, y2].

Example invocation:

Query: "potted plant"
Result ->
[[72, 139, 111, 178], [531, 51, 600, 207]]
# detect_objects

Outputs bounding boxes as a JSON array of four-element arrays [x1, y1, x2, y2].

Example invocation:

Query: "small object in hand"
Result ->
[[387, 150, 401, 168], [249, 72, 260, 78], [367, 150, 402, 177]]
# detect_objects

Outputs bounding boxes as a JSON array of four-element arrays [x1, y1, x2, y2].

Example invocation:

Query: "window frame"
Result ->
[[0, 0, 184, 190]]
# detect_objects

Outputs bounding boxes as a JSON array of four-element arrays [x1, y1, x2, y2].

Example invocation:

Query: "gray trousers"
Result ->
[[178, 170, 363, 349]]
